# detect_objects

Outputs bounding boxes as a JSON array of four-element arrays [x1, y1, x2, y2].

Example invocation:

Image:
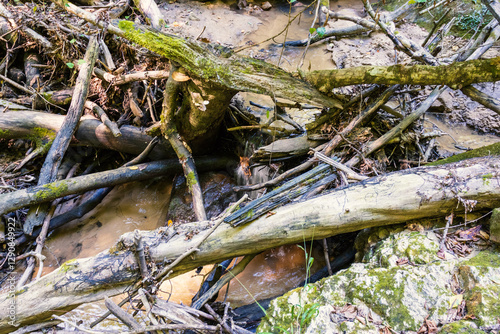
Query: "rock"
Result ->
[[489, 208, 500, 244], [261, 1, 272, 10], [166, 171, 237, 223], [258, 228, 500, 333]]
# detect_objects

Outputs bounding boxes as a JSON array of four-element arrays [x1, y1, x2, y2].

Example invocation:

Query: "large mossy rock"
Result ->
[[257, 228, 500, 333]]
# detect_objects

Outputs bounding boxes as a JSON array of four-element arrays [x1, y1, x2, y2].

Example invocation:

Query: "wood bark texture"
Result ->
[[306, 57, 500, 93], [1, 156, 499, 332], [0, 110, 175, 159]]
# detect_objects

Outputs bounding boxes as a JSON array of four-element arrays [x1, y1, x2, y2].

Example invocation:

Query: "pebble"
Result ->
[[261, 1, 272, 10]]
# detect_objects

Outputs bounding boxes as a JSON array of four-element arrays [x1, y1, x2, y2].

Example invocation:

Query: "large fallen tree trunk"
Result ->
[[1, 156, 499, 332]]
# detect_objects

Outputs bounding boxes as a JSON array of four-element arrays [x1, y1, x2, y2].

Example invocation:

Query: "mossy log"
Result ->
[[306, 57, 500, 93], [50, 0, 342, 110], [1, 156, 500, 332], [0, 156, 232, 218], [0, 110, 175, 159]]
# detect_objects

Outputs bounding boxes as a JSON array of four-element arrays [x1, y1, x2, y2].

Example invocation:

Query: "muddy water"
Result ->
[[39, 178, 172, 275], [41, 172, 324, 329], [424, 114, 500, 156], [160, 244, 324, 308], [240, 0, 365, 71]]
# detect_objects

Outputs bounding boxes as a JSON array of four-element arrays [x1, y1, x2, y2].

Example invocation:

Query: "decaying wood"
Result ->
[[251, 135, 323, 162], [482, 0, 500, 24], [0, 156, 231, 217], [191, 255, 256, 310], [32, 88, 74, 109], [305, 57, 500, 93], [162, 64, 207, 221], [133, 0, 164, 30], [51, 0, 342, 109], [24, 36, 99, 235], [104, 297, 142, 331], [84, 100, 122, 137], [283, 0, 416, 46], [461, 85, 500, 115], [94, 68, 170, 85], [1, 156, 499, 332], [0, 110, 176, 159]]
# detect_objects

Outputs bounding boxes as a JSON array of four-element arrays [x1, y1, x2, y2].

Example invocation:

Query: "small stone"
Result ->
[[489, 208, 500, 243], [261, 1, 272, 10], [188, 12, 200, 21]]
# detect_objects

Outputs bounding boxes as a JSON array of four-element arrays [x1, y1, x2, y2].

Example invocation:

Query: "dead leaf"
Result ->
[[458, 225, 481, 240]]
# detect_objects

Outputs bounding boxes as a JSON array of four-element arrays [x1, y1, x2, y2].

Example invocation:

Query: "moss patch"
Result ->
[[427, 142, 500, 166], [35, 181, 69, 201]]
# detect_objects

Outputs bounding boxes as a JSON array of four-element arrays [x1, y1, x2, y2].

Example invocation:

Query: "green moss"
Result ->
[[186, 171, 197, 190], [461, 250, 500, 269], [35, 181, 69, 201], [244, 209, 254, 220], [0, 129, 9, 137], [482, 173, 493, 186], [60, 259, 78, 273], [118, 20, 224, 82], [427, 142, 500, 166], [27, 127, 56, 153], [439, 320, 485, 333]]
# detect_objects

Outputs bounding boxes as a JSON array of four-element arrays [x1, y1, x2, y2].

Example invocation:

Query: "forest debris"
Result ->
[[0, 156, 231, 217], [85, 100, 122, 137], [133, 0, 164, 30], [0, 110, 175, 159], [312, 150, 368, 181], [1, 157, 500, 331], [161, 64, 206, 221], [104, 297, 143, 330], [192, 254, 255, 310], [23, 36, 99, 235], [251, 135, 323, 161]]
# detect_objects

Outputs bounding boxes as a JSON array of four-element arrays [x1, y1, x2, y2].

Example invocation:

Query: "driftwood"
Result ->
[[461, 85, 500, 116], [24, 36, 99, 235], [482, 0, 500, 24], [0, 156, 231, 217], [251, 135, 323, 162], [133, 0, 164, 30], [0, 110, 175, 159], [1, 156, 499, 332]]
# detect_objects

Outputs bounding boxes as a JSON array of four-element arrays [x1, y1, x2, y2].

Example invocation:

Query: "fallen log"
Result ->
[[50, 0, 342, 109], [0, 156, 232, 217], [1, 156, 499, 332], [0, 110, 175, 159], [305, 56, 500, 93]]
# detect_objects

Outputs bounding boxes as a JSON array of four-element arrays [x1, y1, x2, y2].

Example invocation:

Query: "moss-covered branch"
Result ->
[[306, 57, 500, 93], [50, 0, 341, 108]]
